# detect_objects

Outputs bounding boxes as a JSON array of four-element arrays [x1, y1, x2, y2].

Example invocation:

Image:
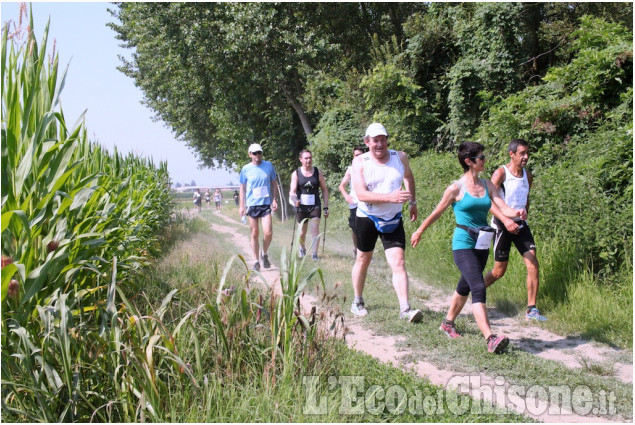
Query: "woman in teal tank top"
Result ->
[[410, 142, 526, 354], [451, 178, 491, 250]]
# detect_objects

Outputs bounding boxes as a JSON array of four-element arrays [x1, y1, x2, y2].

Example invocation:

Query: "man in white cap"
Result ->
[[350, 123, 423, 323], [239, 143, 279, 271]]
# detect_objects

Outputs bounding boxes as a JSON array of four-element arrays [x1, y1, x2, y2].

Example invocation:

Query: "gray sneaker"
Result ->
[[252, 261, 260, 272], [261, 253, 271, 269], [298, 247, 306, 258], [351, 301, 368, 317], [400, 308, 423, 323]]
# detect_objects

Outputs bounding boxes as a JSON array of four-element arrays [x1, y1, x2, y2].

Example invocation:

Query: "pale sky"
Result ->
[[1, 2, 239, 187]]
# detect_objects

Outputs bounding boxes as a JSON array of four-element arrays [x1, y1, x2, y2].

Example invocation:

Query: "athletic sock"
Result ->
[[399, 302, 410, 313], [354, 296, 364, 305], [443, 318, 455, 326], [527, 305, 536, 313]]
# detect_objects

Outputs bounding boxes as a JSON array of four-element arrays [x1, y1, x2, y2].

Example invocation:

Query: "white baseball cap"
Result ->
[[248, 143, 263, 154], [365, 123, 388, 138]]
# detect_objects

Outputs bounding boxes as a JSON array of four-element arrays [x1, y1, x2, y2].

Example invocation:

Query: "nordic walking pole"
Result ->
[[322, 213, 327, 254], [289, 194, 298, 250], [291, 207, 297, 249]]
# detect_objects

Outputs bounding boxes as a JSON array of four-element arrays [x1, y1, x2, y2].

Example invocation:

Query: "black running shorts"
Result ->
[[355, 215, 405, 252], [492, 219, 536, 262], [296, 207, 321, 223], [246, 205, 272, 218]]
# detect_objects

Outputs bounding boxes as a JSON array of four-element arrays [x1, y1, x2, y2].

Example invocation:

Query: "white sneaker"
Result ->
[[351, 301, 368, 317], [400, 308, 423, 323]]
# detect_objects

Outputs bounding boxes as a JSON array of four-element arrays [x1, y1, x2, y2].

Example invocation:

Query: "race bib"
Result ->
[[300, 193, 315, 206], [252, 186, 270, 199], [475, 229, 495, 250]]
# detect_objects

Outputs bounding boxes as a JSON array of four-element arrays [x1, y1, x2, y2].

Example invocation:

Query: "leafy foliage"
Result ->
[[308, 107, 364, 189], [444, 3, 526, 140], [109, 3, 424, 179], [475, 16, 633, 276]]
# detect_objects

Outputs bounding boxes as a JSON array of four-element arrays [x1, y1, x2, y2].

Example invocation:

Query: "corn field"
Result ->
[[1, 14, 179, 421], [2, 13, 330, 422]]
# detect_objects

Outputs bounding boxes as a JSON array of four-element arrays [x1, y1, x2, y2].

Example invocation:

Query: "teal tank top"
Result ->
[[452, 179, 491, 250]]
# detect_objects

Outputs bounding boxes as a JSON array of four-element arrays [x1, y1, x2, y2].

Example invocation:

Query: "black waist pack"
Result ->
[[456, 224, 496, 242]]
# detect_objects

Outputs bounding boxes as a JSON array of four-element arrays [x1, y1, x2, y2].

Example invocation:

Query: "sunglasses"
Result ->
[[470, 155, 486, 161], [251, 151, 263, 155]]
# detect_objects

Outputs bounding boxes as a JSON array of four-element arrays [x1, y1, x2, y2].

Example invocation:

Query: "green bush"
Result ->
[[529, 110, 632, 277], [476, 16, 633, 278], [478, 16, 632, 165], [308, 106, 364, 189]]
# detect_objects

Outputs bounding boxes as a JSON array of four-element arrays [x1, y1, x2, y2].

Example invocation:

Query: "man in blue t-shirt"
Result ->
[[239, 143, 279, 271]]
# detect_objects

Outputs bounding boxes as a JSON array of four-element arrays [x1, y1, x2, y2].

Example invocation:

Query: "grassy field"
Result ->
[[174, 202, 632, 421], [135, 212, 530, 422]]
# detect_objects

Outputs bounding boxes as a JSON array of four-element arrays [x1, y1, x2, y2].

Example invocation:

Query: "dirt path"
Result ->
[[209, 210, 630, 423], [413, 280, 632, 384]]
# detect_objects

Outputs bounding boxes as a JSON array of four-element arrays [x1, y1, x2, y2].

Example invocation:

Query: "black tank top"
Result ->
[[296, 167, 321, 212]]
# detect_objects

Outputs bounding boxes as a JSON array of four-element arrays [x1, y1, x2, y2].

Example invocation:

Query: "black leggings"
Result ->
[[453, 249, 489, 304]]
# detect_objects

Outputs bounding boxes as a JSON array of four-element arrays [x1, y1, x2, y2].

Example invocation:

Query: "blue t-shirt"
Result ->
[[239, 161, 277, 207], [451, 180, 491, 250]]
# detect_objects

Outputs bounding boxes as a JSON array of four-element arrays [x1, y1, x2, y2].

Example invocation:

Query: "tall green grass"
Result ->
[[0, 16, 337, 419], [129, 217, 526, 423], [2, 11, 332, 422], [1, 13, 174, 309]]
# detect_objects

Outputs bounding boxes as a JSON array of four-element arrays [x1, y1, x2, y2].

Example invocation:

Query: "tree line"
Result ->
[[109, 2, 632, 278]]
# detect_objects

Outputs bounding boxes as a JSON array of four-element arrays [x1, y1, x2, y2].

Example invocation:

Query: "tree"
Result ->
[[400, 2, 632, 145], [108, 2, 422, 178]]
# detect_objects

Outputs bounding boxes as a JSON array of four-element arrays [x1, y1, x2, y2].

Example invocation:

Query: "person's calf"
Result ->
[[485, 263, 507, 287]]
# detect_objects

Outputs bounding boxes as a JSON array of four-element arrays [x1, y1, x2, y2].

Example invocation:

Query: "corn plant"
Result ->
[[2, 9, 180, 422], [2, 257, 199, 422], [1, 9, 174, 320]]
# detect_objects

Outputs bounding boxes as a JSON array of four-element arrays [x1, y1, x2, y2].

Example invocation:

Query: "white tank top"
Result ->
[[499, 165, 529, 211], [357, 150, 405, 220], [347, 165, 358, 209]]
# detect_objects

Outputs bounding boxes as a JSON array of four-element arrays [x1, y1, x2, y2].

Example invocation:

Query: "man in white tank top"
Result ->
[[484, 139, 546, 322], [349, 123, 422, 323]]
